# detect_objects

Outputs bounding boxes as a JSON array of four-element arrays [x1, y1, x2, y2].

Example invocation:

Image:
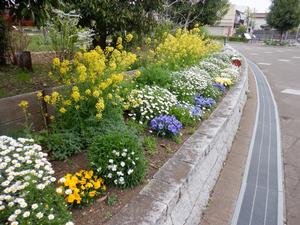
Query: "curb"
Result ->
[[107, 60, 249, 225]]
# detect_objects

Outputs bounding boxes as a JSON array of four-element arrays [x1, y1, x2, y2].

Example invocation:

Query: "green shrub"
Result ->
[[88, 131, 146, 188], [43, 130, 83, 160], [81, 106, 127, 145], [136, 65, 172, 88]]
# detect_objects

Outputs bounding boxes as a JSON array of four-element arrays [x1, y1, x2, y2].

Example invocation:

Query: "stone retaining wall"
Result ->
[[107, 60, 248, 225]]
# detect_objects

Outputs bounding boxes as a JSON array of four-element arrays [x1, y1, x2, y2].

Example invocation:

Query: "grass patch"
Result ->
[[143, 136, 157, 155], [0, 64, 57, 98], [107, 193, 118, 206], [26, 34, 53, 52]]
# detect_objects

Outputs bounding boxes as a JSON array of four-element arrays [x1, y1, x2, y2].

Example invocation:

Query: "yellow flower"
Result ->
[[37, 91, 43, 99], [85, 89, 91, 95], [88, 191, 96, 197], [75, 105, 80, 110], [63, 100, 72, 106], [93, 180, 101, 189], [53, 57, 60, 67], [67, 194, 75, 203], [95, 98, 105, 112], [107, 93, 113, 99], [18, 100, 29, 109], [134, 70, 141, 77], [102, 185, 107, 191], [136, 47, 141, 51], [125, 33, 133, 42], [59, 107, 66, 114], [85, 170, 94, 179], [105, 46, 114, 53], [93, 90, 100, 98], [51, 91, 60, 104], [71, 91, 81, 102], [72, 86, 79, 92], [85, 182, 93, 189], [95, 113, 102, 120], [60, 67, 67, 75]]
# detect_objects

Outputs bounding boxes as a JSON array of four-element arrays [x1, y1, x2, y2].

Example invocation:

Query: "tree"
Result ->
[[267, 0, 300, 39], [66, 0, 164, 49], [164, 0, 230, 28], [2, 0, 59, 27]]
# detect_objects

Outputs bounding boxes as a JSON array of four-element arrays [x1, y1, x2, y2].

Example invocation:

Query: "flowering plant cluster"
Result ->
[[56, 170, 106, 206], [0, 136, 72, 225], [150, 115, 183, 136], [170, 68, 210, 101], [212, 82, 226, 93], [47, 45, 136, 123], [194, 96, 216, 109], [153, 28, 221, 70], [126, 85, 177, 122], [88, 131, 146, 188]]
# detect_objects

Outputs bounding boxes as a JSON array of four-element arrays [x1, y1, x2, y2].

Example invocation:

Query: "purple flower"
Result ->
[[150, 115, 182, 136], [190, 106, 202, 117], [213, 82, 226, 92], [194, 96, 216, 108]]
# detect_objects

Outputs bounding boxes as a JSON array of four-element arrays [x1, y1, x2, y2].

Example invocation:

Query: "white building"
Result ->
[[206, 4, 236, 36], [251, 13, 268, 30]]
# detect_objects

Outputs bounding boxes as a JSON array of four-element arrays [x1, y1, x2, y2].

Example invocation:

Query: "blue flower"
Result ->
[[150, 115, 182, 136], [194, 95, 216, 109], [212, 82, 226, 92]]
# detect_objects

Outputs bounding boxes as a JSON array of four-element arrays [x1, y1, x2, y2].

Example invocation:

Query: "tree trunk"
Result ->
[[14, 51, 33, 71]]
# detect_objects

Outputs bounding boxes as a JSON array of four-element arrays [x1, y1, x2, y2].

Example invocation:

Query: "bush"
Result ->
[[42, 130, 83, 160], [88, 131, 146, 188], [0, 136, 73, 225], [136, 65, 172, 88]]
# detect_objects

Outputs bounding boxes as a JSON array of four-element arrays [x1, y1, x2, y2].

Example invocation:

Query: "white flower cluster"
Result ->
[[105, 149, 137, 186], [0, 136, 72, 225], [203, 57, 229, 69], [197, 61, 222, 78], [127, 85, 177, 122], [220, 66, 240, 81], [170, 67, 210, 99]]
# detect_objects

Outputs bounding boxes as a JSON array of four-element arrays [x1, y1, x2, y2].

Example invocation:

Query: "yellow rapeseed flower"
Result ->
[[125, 33, 133, 42], [53, 57, 60, 67], [59, 107, 66, 114], [18, 100, 29, 109]]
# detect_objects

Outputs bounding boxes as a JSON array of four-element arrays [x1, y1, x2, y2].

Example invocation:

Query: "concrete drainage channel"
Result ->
[[107, 60, 249, 225]]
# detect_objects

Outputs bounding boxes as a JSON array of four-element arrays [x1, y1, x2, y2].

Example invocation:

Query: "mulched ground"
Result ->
[[51, 125, 200, 225]]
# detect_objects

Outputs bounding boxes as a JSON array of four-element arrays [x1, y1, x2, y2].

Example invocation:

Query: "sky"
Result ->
[[230, 0, 271, 12]]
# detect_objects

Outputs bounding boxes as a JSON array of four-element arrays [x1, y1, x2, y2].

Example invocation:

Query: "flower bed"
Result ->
[[1, 26, 243, 224]]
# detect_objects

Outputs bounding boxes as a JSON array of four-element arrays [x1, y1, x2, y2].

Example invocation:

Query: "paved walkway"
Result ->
[[231, 61, 283, 225], [200, 43, 300, 225], [200, 62, 257, 225]]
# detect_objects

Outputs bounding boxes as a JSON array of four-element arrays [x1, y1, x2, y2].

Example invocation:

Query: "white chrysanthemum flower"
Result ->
[[23, 211, 30, 218], [48, 214, 55, 220]]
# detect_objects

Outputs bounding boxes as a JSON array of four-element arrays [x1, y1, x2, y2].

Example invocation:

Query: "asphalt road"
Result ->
[[231, 43, 300, 225]]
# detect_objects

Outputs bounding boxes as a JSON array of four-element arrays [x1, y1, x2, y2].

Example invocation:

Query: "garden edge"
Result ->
[[107, 56, 249, 225]]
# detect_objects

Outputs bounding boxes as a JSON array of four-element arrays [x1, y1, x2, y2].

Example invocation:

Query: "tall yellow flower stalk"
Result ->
[[47, 44, 137, 124]]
